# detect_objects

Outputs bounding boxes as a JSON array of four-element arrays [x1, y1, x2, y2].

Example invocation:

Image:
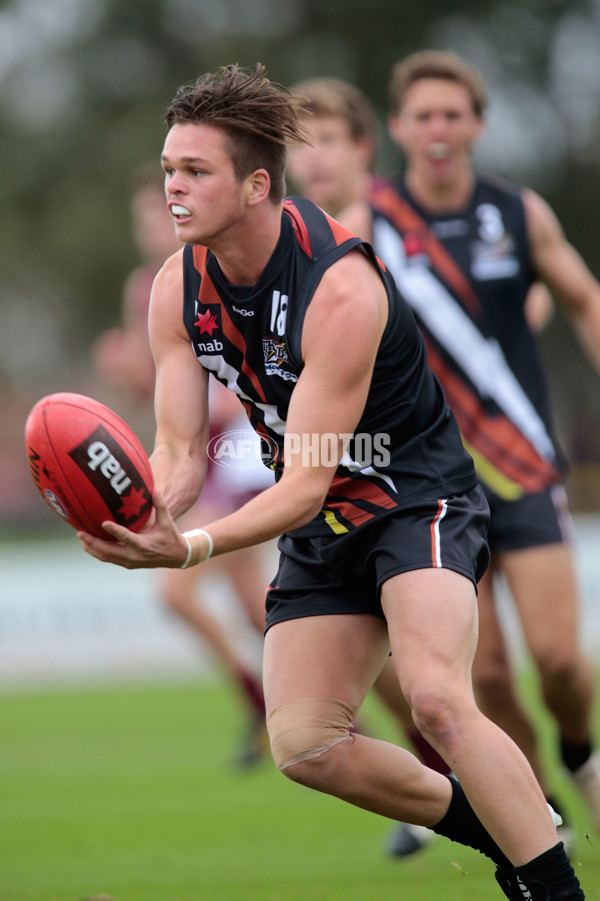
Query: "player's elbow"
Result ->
[[290, 492, 327, 531], [278, 469, 328, 528]]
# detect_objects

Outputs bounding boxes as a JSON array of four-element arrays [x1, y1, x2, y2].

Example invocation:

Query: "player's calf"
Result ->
[[434, 778, 584, 899]]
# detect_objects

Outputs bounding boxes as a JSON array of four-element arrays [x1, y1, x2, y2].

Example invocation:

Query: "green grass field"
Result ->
[[1, 674, 599, 901]]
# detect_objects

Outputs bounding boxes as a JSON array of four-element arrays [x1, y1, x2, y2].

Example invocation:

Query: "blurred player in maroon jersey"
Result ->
[[93, 164, 273, 766]]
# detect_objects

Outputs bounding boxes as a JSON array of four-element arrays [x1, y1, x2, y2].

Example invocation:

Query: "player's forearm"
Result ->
[[149, 443, 205, 520], [184, 470, 326, 563]]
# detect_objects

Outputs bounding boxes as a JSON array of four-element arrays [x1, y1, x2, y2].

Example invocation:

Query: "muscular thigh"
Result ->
[[380, 568, 479, 705], [262, 613, 390, 717]]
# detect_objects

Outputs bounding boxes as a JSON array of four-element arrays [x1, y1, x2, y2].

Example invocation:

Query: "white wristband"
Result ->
[[180, 537, 194, 569], [180, 528, 214, 569]]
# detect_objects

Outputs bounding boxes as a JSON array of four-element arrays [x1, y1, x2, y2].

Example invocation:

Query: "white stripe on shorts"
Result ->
[[431, 498, 448, 568], [550, 484, 574, 543]]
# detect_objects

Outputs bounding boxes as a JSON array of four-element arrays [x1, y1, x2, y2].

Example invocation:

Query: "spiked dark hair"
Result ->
[[165, 63, 311, 202]]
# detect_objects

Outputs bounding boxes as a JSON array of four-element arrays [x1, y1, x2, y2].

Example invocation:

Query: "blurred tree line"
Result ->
[[2, 0, 600, 517]]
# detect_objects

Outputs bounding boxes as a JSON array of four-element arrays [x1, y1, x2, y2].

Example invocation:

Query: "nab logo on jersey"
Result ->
[[194, 306, 223, 354], [195, 308, 219, 335], [197, 339, 224, 353]]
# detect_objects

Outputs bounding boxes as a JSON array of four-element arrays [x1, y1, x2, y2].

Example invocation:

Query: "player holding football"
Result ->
[[79, 64, 585, 899]]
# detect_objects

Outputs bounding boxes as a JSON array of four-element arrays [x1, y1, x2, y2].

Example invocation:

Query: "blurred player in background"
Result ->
[[374, 48, 600, 847], [93, 163, 182, 406], [287, 76, 453, 858], [80, 63, 585, 901], [287, 74, 564, 859], [288, 73, 558, 859], [289, 62, 600, 854], [288, 54, 600, 855], [159, 380, 273, 766], [93, 164, 273, 766]]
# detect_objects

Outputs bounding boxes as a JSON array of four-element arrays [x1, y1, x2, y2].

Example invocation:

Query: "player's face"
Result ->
[[287, 116, 372, 213], [388, 78, 483, 187], [161, 123, 248, 246]]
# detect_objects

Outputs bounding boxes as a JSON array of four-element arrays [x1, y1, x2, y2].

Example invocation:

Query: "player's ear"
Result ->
[[472, 113, 485, 142], [387, 111, 403, 146], [357, 136, 376, 171], [245, 169, 271, 206]]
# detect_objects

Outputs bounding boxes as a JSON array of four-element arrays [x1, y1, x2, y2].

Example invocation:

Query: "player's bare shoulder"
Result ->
[[317, 248, 387, 321], [303, 248, 388, 362]]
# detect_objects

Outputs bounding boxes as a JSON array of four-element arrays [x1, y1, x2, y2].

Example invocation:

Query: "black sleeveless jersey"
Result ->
[[182, 196, 476, 537], [370, 176, 566, 500]]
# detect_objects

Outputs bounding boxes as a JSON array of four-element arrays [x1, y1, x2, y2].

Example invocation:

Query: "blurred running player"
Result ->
[[287, 76, 453, 857], [372, 49, 600, 843], [93, 164, 273, 765], [289, 66, 600, 856], [367, 51, 600, 847], [287, 74, 564, 858]]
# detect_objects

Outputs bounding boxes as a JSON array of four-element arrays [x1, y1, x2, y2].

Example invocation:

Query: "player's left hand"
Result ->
[[77, 491, 189, 569]]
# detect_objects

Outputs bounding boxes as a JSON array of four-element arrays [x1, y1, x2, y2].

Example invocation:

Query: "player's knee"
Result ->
[[410, 686, 465, 748], [161, 590, 186, 613], [535, 645, 580, 685], [267, 696, 357, 783], [159, 576, 192, 614]]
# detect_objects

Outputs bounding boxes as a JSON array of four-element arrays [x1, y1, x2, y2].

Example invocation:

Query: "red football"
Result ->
[[24, 392, 154, 539]]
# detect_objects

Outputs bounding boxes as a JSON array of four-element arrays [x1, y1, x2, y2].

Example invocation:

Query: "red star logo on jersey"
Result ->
[[403, 233, 427, 257], [195, 309, 219, 335], [117, 486, 148, 521]]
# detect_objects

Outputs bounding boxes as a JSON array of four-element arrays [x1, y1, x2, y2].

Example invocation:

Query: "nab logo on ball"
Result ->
[[69, 425, 151, 525]]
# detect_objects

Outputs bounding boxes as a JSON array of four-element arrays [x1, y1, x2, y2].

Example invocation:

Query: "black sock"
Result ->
[[432, 775, 511, 868], [514, 841, 585, 900], [560, 738, 592, 773]]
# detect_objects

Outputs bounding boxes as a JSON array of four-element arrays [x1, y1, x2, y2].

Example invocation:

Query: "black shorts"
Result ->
[[483, 483, 573, 553], [264, 486, 490, 632]]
